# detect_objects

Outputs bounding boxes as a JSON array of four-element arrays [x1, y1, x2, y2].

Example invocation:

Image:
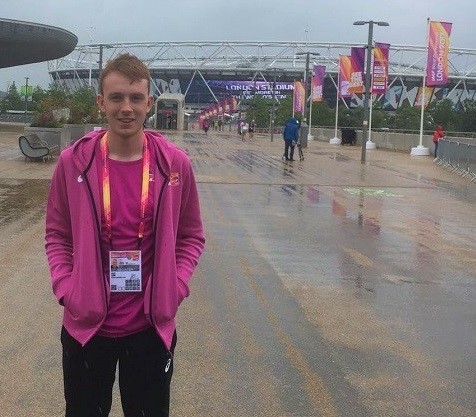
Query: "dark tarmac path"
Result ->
[[0, 127, 474, 416]]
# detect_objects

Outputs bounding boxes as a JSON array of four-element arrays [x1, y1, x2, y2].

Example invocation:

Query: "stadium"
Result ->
[[48, 41, 476, 112]]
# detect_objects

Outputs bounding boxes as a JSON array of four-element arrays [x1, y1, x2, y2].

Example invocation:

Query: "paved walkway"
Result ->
[[0, 126, 474, 417]]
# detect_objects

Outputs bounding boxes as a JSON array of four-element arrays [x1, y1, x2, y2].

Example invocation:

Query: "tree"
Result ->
[[68, 87, 101, 124], [31, 86, 47, 110], [274, 95, 298, 126], [427, 98, 458, 132], [339, 105, 363, 128], [244, 95, 269, 128], [4, 82, 22, 110], [310, 102, 334, 127], [32, 83, 68, 127], [460, 99, 476, 133], [394, 105, 424, 131], [32, 83, 101, 127]]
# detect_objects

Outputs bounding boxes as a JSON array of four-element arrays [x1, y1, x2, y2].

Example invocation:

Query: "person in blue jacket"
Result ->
[[282, 117, 300, 161]]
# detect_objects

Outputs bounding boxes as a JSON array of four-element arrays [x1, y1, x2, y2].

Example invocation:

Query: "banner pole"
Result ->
[[368, 94, 373, 141], [420, 18, 431, 147], [411, 18, 431, 156], [292, 81, 295, 118], [330, 69, 341, 144], [308, 91, 313, 139]]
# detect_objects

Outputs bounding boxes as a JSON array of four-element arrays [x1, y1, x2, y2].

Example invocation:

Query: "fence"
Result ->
[[435, 139, 476, 182]]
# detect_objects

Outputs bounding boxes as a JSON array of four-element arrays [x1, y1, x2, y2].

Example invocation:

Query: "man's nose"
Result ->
[[120, 98, 133, 112]]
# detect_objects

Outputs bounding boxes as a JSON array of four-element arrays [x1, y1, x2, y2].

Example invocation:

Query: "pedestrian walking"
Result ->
[[282, 117, 300, 161], [238, 119, 248, 141], [45, 53, 205, 417], [248, 120, 255, 140], [202, 118, 210, 134]]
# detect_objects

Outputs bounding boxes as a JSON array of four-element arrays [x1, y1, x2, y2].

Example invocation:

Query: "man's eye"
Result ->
[[131, 95, 144, 102], [110, 95, 123, 102]]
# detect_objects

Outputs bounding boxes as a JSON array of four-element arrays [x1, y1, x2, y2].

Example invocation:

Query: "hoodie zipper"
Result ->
[[81, 147, 109, 317], [148, 153, 169, 330]]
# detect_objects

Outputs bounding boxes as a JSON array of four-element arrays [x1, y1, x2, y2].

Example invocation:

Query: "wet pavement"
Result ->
[[0, 126, 474, 417]]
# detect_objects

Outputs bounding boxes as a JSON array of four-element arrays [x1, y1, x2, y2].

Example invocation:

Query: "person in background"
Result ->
[[45, 53, 205, 417], [433, 124, 446, 159], [282, 117, 300, 161], [202, 117, 210, 134], [248, 119, 255, 140]]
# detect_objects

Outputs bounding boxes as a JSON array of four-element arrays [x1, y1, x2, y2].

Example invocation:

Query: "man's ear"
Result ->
[[147, 95, 154, 112], [97, 94, 105, 112]]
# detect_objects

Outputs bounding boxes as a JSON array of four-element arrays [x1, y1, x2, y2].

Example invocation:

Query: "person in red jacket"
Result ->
[[45, 53, 205, 417], [433, 124, 446, 159]]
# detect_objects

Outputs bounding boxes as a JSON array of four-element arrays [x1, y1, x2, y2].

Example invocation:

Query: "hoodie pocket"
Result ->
[[63, 269, 106, 325]]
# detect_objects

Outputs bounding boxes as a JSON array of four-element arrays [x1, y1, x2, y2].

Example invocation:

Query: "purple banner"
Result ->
[[349, 47, 365, 94], [372, 43, 390, 94], [426, 21, 452, 86], [311, 65, 326, 102]]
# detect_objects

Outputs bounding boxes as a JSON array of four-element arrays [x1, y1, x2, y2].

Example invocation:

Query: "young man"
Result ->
[[45, 53, 205, 417]]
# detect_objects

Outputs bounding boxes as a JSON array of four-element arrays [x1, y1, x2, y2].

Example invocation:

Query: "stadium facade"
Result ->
[[48, 41, 476, 111]]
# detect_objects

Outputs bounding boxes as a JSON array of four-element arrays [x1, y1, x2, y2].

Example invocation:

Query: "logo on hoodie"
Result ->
[[77, 175, 83, 183], [169, 173, 180, 186]]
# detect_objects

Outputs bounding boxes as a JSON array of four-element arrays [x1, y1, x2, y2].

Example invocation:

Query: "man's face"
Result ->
[[97, 71, 153, 140]]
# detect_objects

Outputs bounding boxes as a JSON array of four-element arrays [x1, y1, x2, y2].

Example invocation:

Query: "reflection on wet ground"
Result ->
[[172, 131, 475, 416], [0, 179, 50, 226]]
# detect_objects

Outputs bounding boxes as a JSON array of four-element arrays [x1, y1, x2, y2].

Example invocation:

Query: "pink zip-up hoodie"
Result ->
[[45, 129, 205, 349]]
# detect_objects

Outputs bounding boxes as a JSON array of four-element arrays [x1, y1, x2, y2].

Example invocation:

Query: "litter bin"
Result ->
[[299, 121, 309, 148], [341, 128, 356, 145]]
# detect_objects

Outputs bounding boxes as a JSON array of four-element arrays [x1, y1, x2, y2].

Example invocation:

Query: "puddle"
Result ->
[[0, 179, 50, 226]]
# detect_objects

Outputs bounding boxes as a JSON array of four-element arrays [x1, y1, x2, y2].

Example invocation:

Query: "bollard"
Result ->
[[300, 121, 309, 148]]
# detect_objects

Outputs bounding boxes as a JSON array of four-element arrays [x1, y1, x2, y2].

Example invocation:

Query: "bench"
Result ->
[[18, 134, 59, 162]]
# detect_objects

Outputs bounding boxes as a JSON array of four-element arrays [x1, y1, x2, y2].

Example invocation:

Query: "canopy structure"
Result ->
[[0, 18, 77, 69]]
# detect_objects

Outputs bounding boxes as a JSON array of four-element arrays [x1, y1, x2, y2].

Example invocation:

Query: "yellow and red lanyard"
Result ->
[[100, 133, 150, 249]]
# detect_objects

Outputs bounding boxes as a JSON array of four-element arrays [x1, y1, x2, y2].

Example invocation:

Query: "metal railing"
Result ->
[[435, 138, 476, 182]]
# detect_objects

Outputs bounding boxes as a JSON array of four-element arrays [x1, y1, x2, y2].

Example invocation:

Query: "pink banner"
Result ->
[[372, 43, 390, 94], [311, 65, 326, 102], [338, 55, 351, 98], [293, 80, 305, 113], [349, 47, 365, 94], [426, 21, 452, 86]]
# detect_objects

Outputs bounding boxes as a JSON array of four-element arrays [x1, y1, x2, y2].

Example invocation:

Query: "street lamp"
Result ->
[[353, 20, 389, 163], [24, 77, 29, 124], [270, 67, 278, 142], [269, 67, 287, 142]]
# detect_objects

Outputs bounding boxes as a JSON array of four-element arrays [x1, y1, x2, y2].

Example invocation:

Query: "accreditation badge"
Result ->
[[109, 250, 142, 292]]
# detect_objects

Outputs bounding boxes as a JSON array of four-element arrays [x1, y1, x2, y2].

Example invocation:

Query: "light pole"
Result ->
[[353, 20, 389, 163], [24, 77, 29, 124], [269, 67, 282, 142]]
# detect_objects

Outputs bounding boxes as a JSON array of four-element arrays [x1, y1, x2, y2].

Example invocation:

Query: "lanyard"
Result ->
[[100, 133, 150, 248]]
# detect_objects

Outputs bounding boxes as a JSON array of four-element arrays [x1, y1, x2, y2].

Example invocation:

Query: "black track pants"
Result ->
[[61, 326, 176, 417]]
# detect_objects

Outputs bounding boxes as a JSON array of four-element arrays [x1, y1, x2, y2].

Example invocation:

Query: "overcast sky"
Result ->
[[2, 0, 475, 91]]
